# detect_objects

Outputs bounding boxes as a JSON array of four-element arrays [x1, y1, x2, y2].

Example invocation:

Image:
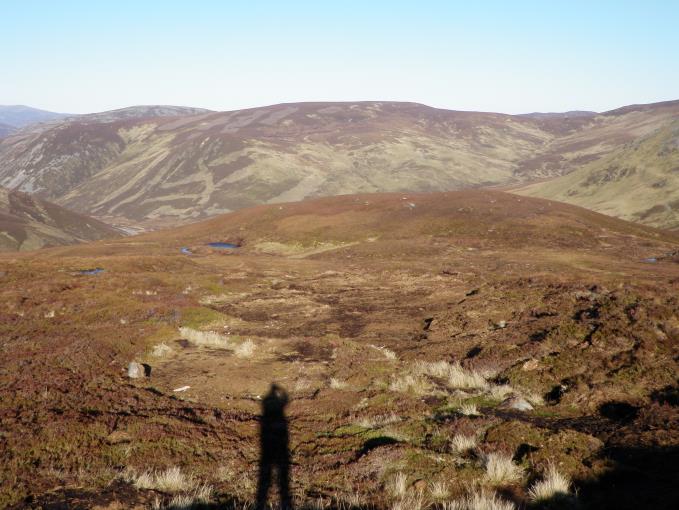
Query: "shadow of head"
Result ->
[[262, 383, 289, 416]]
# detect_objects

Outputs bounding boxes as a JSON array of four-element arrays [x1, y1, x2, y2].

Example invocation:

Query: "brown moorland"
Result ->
[[1, 190, 678, 509]]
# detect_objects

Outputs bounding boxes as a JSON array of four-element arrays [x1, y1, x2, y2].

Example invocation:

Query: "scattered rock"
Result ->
[[465, 288, 479, 296], [522, 359, 540, 371], [423, 317, 434, 331], [127, 361, 146, 379], [499, 396, 534, 412], [106, 430, 132, 445], [490, 320, 507, 330], [173, 385, 191, 392], [412, 479, 427, 492]]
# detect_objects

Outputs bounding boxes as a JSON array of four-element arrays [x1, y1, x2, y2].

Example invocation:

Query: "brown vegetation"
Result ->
[[1, 190, 678, 509]]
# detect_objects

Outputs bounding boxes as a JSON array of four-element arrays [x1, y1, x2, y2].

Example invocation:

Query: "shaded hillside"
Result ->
[[1, 191, 677, 509], [0, 187, 121, 251], [516, 119, 679, 229]]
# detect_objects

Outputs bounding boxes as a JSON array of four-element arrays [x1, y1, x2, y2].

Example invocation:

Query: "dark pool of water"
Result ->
[[208, 242, 239, 249], [78, 268, 105, 275]]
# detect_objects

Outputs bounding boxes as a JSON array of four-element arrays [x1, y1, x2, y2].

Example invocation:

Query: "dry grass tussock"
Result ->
[[403, 360, 543, 411], [389, 374, 433, 395], [369, 344, 398, 360], [390, 493, 425, 510], [152, 483, 214, 510], [442, 489, 516, 510], [528, 464, 571, 501], [178, 327, 231, 348], [329, 377, 349, 390], [451, 433, 478, 453], [354, 412, 401, 429], [415, 360, 488, 390], [294, 378, 314, 391], [124, 466, 196, 493], [429, 480, 450, 499], [484, 452, 523, 484], [234, 339, 256, 358], [198, 294, 230, 305], [151, 343, 173, 357], [488, 384, 513, 401], [523, 391, 546, 406], [387, 472, 408, 498], [460, 402, 480, 416]]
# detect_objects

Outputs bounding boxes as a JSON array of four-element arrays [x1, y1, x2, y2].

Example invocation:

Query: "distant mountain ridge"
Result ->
[[0, 105, 69, 128], [69, 105, 212, 123], [519, 111, 597, 119], [0, 99, 677, 228]]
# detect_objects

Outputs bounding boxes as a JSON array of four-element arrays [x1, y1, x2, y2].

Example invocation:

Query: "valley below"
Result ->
[[1, 100, 678, 232]]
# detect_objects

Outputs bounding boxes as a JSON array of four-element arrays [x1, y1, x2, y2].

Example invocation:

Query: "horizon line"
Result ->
[[2, 97, 679, 118]]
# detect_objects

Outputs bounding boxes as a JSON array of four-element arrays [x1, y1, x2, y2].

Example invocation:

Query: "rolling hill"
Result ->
[[0, 187, 121, 251], [0, 102, 555, 225], [0, 100, 677, 228], [515, 118, 679, 229]]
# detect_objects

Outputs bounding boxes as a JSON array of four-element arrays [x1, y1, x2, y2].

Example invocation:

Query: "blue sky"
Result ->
[[2, 1, 678, 114]]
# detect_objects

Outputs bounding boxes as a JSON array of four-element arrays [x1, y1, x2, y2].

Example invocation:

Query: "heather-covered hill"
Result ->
[[515, 119, 679, 229], [0, 187, 121, 251], [1, 100, 677, 228]]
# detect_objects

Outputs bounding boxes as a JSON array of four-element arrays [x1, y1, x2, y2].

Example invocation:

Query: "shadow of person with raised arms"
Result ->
[[255, 383, 292, 510]]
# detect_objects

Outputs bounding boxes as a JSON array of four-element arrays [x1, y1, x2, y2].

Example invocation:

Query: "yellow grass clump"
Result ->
[[178, 327, 231, 348], [528, 464, 571, 501], [484, 453, 523, 484]]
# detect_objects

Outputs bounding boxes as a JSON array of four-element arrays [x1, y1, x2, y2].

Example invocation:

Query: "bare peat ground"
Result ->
[[1, 190, 678, 509]]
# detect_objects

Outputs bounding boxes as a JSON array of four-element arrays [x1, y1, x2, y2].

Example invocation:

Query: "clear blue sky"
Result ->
[[2, 0, 678, 114]]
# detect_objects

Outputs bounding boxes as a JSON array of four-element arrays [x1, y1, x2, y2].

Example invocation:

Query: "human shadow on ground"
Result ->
[[255, 383, 293, 510]]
